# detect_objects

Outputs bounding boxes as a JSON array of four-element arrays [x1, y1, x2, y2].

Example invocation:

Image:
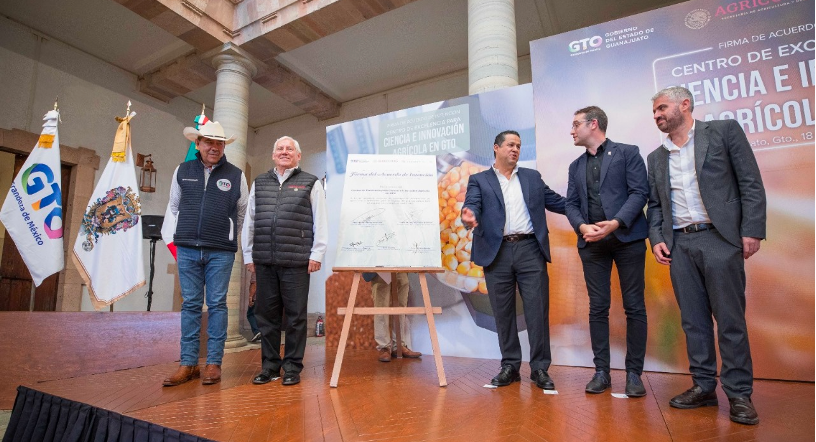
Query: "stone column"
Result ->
[[210, 43, 257, 349], [468, 0, 519, 94]]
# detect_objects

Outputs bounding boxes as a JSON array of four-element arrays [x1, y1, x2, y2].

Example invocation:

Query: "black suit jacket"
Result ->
[[646, 119, 766, 250]]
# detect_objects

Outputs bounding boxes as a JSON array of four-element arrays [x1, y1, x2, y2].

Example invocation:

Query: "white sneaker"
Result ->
[[251, 332, 261, 342]]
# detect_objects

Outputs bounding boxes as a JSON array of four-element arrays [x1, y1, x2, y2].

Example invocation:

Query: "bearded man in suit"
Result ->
[[647, 86, 766, 425]]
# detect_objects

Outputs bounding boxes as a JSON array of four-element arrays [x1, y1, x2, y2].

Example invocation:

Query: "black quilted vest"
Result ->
[[251, 168, 317, 266]]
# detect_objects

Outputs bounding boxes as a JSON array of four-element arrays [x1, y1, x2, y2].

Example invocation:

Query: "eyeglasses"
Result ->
[[571, 119, 594, 129]]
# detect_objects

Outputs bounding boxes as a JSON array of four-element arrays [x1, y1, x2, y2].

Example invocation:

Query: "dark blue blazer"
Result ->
[[463, 167, 566, 267], [565, 140, 649, 248]]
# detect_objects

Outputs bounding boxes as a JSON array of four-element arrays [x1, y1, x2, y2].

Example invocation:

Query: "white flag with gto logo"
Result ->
[[0, 110, 65, 286]]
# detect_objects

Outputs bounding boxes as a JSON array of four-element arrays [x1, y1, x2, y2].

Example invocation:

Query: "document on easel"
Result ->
[[335, 154, 441, 268]]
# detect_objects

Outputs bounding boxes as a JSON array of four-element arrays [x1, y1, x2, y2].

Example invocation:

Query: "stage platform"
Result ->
[[2, 340, 812, 442]]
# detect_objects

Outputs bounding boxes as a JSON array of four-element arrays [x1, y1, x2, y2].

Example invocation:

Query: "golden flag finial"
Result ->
[[201, 103, 206, 117], [112, 100, 134, 162]]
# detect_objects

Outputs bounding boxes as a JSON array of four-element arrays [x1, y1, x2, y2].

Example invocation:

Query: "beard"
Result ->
[[657, 106, 684, 134]]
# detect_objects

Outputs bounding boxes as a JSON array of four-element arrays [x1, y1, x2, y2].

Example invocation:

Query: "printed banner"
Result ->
[[325, 84, 537, 359], [530, 0, 814, 380]]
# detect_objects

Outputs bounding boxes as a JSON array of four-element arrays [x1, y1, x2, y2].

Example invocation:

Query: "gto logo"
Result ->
[[569, 36, 603, 53], [22, 163, 63, 239]]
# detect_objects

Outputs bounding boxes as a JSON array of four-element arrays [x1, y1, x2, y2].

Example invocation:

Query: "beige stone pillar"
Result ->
[[210, 44, 257, 349], [468, 0, 519, 94]]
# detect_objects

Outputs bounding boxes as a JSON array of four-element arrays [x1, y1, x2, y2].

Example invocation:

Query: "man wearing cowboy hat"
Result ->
[[162, 120, 249, 387], [242, 135, 327, 386]]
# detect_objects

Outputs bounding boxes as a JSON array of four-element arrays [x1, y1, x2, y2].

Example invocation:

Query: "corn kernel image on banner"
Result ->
[[325, 84, 537, 360]]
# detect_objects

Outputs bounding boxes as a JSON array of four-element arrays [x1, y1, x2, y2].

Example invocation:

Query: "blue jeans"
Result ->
[[177, 246, 235, 366], [246, 304, 260, 335]]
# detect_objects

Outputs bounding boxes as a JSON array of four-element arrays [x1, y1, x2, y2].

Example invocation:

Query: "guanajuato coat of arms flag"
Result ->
[[72, 110, 145, 309]]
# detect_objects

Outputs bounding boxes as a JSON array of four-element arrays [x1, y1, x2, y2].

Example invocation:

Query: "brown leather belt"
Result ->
[[503, 233, 535, 242], [674, 223, 715, 234]]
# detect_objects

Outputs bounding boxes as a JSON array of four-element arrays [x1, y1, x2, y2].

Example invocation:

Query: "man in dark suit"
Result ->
[[647, 86, 766, 425], [462, 130, 566, 389], [565, 106, 649, 397]]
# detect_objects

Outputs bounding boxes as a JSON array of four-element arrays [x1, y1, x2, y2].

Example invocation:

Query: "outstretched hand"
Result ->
[[461, 207, 478, 229]]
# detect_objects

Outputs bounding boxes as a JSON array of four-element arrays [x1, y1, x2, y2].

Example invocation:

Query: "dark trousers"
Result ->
[[255, 264, 310, 374], [670, 229, 753, 398], [577, 236, 647, 374], [484, 237, 550, 372]]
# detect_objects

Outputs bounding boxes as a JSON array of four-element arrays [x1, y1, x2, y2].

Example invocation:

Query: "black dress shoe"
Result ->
[[585, 370, 611, 394], [282, 372, 301, 386], [669, 385, 718, 409], [729, 397, 759, 425], [625, 372, 647, 397], [531, 369, 555, 390], [252, 369, 280, 385], [490, 365, 520, 386]]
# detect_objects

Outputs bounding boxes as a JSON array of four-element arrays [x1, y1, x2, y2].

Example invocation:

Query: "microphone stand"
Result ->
[[146, 237, 158, 311]]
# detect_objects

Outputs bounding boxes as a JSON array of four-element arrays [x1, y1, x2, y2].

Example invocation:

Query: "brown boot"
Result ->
[[378, 348, 392, 362], [202, 364, 222, 385], [162, 365, 200, 387], [393, 345, 422, 358]]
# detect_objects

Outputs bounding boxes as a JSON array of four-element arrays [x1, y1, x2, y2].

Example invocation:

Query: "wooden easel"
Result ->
[[330, 267, 446, 387]]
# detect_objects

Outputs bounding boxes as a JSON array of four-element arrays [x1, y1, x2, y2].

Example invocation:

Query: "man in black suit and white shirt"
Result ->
[[647, 86, 766, 425]]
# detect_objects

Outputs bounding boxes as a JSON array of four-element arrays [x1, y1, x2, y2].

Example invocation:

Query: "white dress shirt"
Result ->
[[492, 164, 533, 235], [167, 161, 249, 237], [663, 121, 711, 229], [241, 167, 328, 264]]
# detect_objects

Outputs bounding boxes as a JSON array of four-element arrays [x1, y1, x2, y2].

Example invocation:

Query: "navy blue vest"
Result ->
[[174, 153, 243, 252]]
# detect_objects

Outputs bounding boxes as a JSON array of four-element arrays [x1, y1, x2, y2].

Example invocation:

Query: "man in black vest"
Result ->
[[163, 121, 249, 387], [243, 136, 328, 386]]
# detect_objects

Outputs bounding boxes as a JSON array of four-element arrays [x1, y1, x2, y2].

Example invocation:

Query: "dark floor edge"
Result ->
[[2, 385, 217, 442]]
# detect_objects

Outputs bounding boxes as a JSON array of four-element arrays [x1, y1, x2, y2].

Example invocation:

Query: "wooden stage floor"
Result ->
[[12, 343, 814, 442]]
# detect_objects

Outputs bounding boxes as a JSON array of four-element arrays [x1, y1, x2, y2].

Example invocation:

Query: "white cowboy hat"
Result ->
[[183, 120, 236, 144]]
